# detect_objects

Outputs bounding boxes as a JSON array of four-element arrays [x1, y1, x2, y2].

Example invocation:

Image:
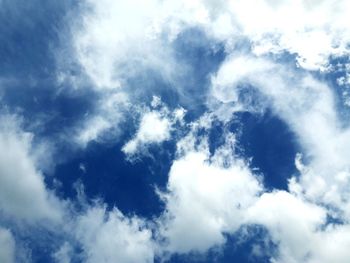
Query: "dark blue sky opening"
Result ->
[[233, 110, 299, 190], [53, 139, 176, 219]]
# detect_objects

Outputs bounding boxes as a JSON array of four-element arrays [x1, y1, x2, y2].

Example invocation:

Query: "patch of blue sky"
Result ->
[[234, 110, 299, 190], [0, 0, 94, 164], [53, 140, 175, 218], [0, 0, 75, 78], [1, 82, 98, 137]]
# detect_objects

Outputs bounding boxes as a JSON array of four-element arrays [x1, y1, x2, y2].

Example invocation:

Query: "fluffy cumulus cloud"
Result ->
[[74, 205, 154, 263], [245, 191, 326, 262], [159, 132, 262, 254], [3, 0, 350, 262], [244, 191, 350, 263]]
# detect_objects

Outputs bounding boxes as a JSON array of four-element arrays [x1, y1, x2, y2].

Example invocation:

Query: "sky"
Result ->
[[1, 0, 350, 262]]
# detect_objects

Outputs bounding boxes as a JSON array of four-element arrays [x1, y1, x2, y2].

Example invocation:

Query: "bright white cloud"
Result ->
[[75, 205, 154, 263], [74, 0, 350, 73], [122, 97, 185, 156], [309, 224, 350, 263], [245, 191, 326, 262], [158, 129, 262, 254], [122, 111, 171, 155], [73, 0, 179, 90], [180, 0, 350, 71], [243, 191, 350, 263], [226, 0, 350, 70], [0, 114, 63, 223], [0, 228, 15, 263]]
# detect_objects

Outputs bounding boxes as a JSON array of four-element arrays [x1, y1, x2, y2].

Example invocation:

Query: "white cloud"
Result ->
[[220, 0, 349, 71], [309, 224, 350, 263], [74, 204, 154, 263], [243, 191, 350, 263], [75, 116, 112, 146], [0, 114, 63, 223], [158, 149, 350, 262], [122, 111, 171, 155], [158, 130, 262, 254], [245, 191, 326, 262], [0, 228, 15, 263], [74, 91, 129, 147], [73, 0, 179, 90], [73, 0, 350, 73], [122, 97, 185, 156], [154, 111, 350, 262], [196, 0, 350, 71]]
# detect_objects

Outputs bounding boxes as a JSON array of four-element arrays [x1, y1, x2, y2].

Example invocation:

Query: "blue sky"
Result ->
[[1, 1, 350, 262]]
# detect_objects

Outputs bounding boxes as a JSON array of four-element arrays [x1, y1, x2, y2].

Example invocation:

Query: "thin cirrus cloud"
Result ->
[[1, 0, 350, 262]]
